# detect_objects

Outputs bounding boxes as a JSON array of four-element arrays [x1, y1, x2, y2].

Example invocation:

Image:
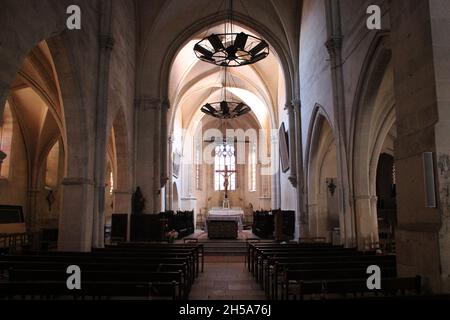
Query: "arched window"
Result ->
[[248, 142, 257, 192], [0, 102, 13, 178], [214, 143, 236, 191]]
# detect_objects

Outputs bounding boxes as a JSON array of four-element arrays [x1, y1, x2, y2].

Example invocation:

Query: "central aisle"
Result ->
[[189, 259, 266, 300]]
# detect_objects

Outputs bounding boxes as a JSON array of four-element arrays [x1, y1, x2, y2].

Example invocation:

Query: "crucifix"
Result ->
[[216, 165, 236, 208]]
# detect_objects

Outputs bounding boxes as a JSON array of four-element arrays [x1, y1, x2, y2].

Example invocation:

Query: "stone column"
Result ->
[[429, 0, 450, 294], [390, 0, 450, 293], [58, 178, 94, 252], [271, 132, 280, 209], [135, 97, 162, 213], [92, 33, 114, 249], [292, 99, 309, 239], [27, 189, 39, 231], [325, 0, 355, 247], [285, 102, 297, 188], [354, 195, 379, 249], [167, 135, 174, 211], [160, 99, 170, 190]]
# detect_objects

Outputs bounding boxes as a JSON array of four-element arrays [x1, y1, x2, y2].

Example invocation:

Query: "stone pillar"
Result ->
[[27, 189, 39, 231], [160, 99, 169, 191], [92, 34, 114, 249], [285, 102, 297, 188], [390, 0, 450, 293], [135, 97, 163, 213], [292, 99, 309, 239], [429, 0, 450, 294], [167, 135, 174, 211], [354, 195, 379, 249], [58, 178, 94, 252], [325, 0, 355, 247], [271, 132, 280, 209]]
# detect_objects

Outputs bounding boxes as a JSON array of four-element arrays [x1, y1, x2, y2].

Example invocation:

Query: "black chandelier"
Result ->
[[194, 33, 269, 67], [201, 100, 251, 119], [201, 66, 251, 119], [193, 0, 269, 67]]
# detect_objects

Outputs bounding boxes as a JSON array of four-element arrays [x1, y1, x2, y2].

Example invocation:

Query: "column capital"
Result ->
[[99, 34, 115, 50]]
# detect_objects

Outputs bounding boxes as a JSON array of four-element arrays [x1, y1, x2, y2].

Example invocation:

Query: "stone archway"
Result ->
[[306, 108, 339, 243], [134, 5, 299, 214], [46, 33, 95, 251], [350, 36, 395, 249]]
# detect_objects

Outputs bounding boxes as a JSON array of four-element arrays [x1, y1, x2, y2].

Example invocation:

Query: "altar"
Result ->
[[205, 208, 244, 237], [208, 207, 244, 217]]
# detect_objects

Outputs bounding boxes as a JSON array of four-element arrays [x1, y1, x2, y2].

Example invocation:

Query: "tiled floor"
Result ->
[[189, 260, 266, 300]]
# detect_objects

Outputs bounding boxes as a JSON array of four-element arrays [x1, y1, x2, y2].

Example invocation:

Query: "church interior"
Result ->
[[1, 0, 450, 302]]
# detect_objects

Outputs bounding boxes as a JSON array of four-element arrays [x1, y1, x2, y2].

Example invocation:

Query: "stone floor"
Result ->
[[189, 259, 266, 300]]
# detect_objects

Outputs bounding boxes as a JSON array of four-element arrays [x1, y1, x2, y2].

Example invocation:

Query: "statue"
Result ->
[[45, 188, 55, 212], [132, 186, 146, 214]]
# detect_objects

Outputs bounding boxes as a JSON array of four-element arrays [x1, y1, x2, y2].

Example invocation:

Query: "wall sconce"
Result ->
[[326, 178, 337, 196]]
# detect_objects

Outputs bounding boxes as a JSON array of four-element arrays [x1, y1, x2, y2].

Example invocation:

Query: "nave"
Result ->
[[1, 0, 450, 301]]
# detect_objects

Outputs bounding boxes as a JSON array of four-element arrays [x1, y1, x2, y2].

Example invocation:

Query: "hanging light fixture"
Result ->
[[194, 0, 269, 67], [201, 67, 251, 119]]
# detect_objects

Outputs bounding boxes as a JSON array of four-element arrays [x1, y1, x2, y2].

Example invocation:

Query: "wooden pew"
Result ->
[[0, 281, 180, 300], [1, 242, 202, 300], [268, 256, 396, 299], [104, 242, 205, 273], [1, 253, 196, 292], [253, 248, 363, 283], [0, 260, 190, 293], [296, 276, 422, 300], [33, 248, 198, 279], [246, 242, 343, 274], [283, 267, 398, 300], [9, 268, 184, 300]]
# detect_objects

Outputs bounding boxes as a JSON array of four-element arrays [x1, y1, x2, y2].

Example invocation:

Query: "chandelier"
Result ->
[[193, 0, 269, 67], [201, 100, 251, 119], [194, 33, 269, 67], [201, 67, 251, 119]]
